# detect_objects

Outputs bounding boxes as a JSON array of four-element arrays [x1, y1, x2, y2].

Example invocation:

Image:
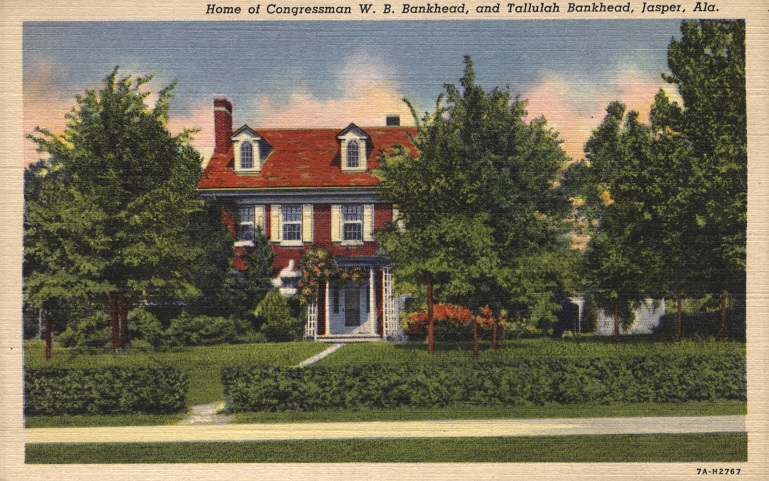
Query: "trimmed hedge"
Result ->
[[25, 367, 188, 415], [222, 355, 746, 412]]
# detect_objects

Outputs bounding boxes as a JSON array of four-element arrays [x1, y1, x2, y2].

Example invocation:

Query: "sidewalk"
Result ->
[[26, 415, 745, 444]]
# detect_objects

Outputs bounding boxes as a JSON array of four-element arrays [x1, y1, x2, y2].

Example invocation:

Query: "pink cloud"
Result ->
[[524, 67, 683, 161], [167, 100, 215, 164], [253, 54, 414, 129], [23, 61, 77, 166]]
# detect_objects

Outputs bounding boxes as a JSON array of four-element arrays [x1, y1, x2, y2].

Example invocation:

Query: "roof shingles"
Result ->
[[197, 126, 416, 190]]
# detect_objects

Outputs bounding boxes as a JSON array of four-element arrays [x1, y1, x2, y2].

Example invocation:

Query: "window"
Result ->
[[342, 205, 363, 242], [347, 140, 359, 168], [282, 205, 302, 242], [238, 206, 254, 242], [240, 141, 254, 169]]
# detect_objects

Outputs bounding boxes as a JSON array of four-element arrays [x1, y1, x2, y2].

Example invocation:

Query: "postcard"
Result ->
[[2, 1, 767, 479]]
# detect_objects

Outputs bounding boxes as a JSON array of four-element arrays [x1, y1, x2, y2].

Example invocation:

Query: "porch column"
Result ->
[[324, 280, 331, 336], [369, 267, 376, 335]]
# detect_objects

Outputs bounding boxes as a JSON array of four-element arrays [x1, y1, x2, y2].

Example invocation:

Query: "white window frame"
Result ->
[[235, 205, 265, 247], [338, 129, 368, 172], [240, 141, 254, 169], [281, 205, 303, 247], [342, 205, 364, 244], [232, 128, 262, 173]]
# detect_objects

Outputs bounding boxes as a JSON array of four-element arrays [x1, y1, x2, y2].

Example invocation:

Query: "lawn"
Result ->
[[24, 340, 327, 405], [316, 336, 746, 366], [24, 336, 747, 428], [229, 400, 747, 424], [25, 433, 747, 463]]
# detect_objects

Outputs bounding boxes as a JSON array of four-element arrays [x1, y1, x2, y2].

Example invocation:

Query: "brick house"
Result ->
[[197, 96, 413, 341]]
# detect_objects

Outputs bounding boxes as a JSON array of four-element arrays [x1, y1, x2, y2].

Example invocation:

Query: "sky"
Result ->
[[23, 20, 684, 165]]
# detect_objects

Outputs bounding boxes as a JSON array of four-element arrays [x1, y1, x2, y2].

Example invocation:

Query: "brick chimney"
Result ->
[[214, 96, 233, 155]]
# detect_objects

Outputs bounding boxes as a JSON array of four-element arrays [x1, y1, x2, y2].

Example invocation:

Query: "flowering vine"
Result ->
[[297, 248, 367, 300]]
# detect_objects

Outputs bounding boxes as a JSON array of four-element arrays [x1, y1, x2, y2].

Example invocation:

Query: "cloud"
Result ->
[[523, 66, 683, 161], [251, 53, 413, 129], [168, 100, 215, 163], [23, 61, 78, 166]]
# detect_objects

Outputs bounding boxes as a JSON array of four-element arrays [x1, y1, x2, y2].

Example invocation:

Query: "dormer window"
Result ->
[[338, 124, 369, 172], [232, 125, 266, 173], [347, 140, 360, 168], [240, 141, 254, 169]]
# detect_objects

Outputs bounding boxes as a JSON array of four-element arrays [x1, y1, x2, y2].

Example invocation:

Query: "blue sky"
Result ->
[[23, 20, 683, 164]]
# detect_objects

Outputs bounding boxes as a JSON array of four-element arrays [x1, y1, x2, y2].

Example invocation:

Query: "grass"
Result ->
[[317, 336, 746, 366], [25, 433, 747, 463], [25, 413, 187, 428], [230, 400, 747, 424], [24, 340, 327, 405]]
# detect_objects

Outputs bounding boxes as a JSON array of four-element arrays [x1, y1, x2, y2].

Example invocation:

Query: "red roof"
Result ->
[[197, 126, 417, 190]]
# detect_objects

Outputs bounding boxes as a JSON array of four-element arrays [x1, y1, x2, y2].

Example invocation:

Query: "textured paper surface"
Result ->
[[2, 1, 767, 479]]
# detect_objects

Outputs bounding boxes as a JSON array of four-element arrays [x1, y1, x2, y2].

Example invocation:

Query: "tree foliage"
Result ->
[[377, 56, 571, 323], [564, 20, 746, 339], [24, 68, 231, 332]]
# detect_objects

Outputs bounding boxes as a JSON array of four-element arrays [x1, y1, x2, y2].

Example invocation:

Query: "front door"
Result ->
[[344, 286, 361, 326]]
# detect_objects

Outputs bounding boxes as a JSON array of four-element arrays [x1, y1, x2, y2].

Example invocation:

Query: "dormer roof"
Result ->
[[336, 123, 370, 140]]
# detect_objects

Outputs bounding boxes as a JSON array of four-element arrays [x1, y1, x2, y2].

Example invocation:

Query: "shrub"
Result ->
[[165, 311, 237, 346], [222, 355, 746, 412], [128, 308, 165, 347], [25, 367, 188, 415], [255, 291, 304, 342], [57, 312, 111, 348]]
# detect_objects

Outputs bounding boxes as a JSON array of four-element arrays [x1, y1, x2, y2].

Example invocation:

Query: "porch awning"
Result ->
[[334, 255, 390, 268]]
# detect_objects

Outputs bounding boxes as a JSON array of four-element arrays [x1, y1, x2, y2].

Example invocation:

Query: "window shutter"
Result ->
[[363, 204, 374, 241], [359, 140, 367, 170], [254, 205, 265, 234], [302, 204, 313, 242], [270, 205, 281, 242], [392, 206, 405, 232], [331, 204, 341, 242]]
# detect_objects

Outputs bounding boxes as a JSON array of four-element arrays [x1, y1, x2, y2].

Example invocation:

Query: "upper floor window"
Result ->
[[347, 140, 360, 168], [342, 205, 363, 242], [240, 141, 254, 169], [238, 206, 254, 242], [282, 205, 302, 242]]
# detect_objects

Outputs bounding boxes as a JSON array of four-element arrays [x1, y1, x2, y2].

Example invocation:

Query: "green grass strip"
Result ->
[[25, 413, 187, 428], [230, 401, 747, 424], [26, 433, 747, 463]]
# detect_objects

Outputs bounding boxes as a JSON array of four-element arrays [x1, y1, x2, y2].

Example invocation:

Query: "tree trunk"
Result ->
[[613, 308, 620, 344], [473, 320, 479, 358], [676, 297, 682, 339], [426, 276, 435, 355], [492, 317, 498, 350], [110, 292, 120, 351], [120, 295, 130, 349], [44, 317, 52, 361], [718, 290, 728, 342]]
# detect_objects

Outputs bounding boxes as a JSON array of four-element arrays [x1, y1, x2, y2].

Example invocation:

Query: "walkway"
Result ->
[[27, 415, 745, 444], [177, 343, 345, 425]]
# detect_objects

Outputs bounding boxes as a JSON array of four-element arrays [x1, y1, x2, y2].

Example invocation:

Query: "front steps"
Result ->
[[314, 334, 383, 343]]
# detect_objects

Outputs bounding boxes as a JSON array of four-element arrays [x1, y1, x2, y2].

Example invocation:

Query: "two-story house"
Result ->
[[197, 96, 413, 341]]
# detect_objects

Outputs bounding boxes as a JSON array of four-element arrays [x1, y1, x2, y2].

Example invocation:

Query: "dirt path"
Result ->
[[27, 415, 745, 444]]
